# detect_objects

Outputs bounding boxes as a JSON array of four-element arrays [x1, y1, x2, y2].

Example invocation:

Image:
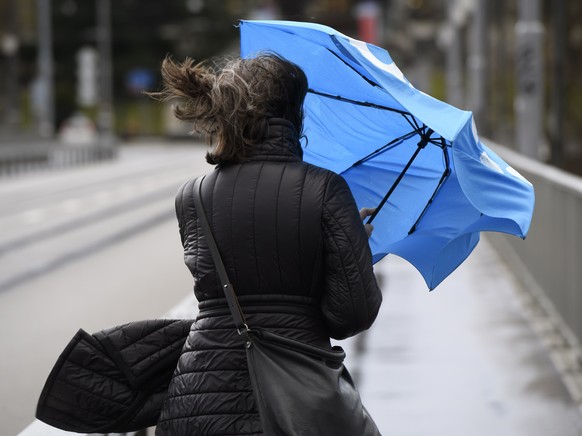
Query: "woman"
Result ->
[[154, 53, 382, 435]]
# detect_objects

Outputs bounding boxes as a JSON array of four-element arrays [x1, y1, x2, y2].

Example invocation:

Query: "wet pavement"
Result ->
[[344, 237, 582, 435]]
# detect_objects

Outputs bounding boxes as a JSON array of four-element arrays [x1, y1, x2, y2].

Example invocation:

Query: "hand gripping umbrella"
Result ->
[[240, 20, 535, 290]]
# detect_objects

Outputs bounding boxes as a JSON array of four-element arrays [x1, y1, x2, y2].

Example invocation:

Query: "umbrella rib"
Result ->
[[307, 88, 411, 116], [406, 113, 423, 133], [351, 130, 419, 167], [401, 113, 421, 133], [325, 48, 382, 88], [408, 138, 451, 234], [312, 49, 424, 132], [429, 139, 449, 148]]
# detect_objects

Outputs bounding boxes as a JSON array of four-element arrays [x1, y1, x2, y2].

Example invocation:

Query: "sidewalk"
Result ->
[[348, 236, 582, 436]]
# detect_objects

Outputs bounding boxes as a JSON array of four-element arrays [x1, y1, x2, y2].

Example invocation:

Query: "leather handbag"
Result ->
[[193, 176, 381, 436]]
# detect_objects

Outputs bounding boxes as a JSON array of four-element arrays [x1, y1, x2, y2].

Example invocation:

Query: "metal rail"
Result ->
[[0, 144, 116, 178], [486, 140, 582, 405]]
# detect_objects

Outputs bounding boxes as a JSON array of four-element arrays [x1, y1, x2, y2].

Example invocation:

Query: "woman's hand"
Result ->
[[359, 207, 376, 239]]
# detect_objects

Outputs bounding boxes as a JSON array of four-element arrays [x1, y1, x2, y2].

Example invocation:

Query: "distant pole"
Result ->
[[550, 0, 565, 166], [36, 0, 55, 137], [446, 0, 464, 108], [468, 0, 488, 135], [2, 0, 20, 127], [96, 0, 115, 146], [515, 0, 545, 159]]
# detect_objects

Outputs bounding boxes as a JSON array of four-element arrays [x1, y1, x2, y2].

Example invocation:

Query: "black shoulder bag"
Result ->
[[193, 176, 381, 436]]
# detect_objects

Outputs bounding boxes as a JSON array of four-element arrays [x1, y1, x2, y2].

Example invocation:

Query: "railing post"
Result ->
[[515, 0, 546, 159]]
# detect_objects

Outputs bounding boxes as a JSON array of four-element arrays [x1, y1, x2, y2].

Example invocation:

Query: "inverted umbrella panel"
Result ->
[[240, 19, 534, 289], [308, 87, 452, 237]]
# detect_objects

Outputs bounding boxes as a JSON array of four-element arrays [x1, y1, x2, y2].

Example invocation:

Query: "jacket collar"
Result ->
[[246, 118, 303, 162]]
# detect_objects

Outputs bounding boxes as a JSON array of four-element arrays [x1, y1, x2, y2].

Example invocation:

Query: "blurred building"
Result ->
[[1, 0, 582, 174], [0, 0, 36, 130]]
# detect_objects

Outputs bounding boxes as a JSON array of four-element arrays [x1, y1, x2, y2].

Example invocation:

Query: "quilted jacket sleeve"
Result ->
[[321, 173, 382, 340], [175, 179, 194, 248]]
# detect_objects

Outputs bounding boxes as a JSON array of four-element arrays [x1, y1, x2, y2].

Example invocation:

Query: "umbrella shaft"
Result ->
[[367, 129, 434, 224], [367, 145, 423, 225], [367, 128, 434, 225]]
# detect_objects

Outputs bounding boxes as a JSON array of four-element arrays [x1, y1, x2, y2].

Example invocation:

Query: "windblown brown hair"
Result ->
[[150, 53, 308, 165]]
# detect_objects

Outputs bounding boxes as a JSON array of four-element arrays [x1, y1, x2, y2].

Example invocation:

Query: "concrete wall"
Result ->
[[486, 140, 582, 352]]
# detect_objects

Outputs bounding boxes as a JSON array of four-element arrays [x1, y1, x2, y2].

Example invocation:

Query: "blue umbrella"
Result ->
[[240, 20, 535, 290]]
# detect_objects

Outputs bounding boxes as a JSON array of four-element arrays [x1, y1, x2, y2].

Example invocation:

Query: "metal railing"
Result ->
[[0, 144, 116, 177], [486, 140, 582, 404]]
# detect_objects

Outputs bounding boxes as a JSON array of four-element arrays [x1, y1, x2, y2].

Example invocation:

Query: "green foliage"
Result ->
[[429, 70, 445, 102], [116, 99, 165, 138]]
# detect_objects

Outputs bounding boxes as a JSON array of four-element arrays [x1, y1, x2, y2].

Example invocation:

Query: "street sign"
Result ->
[[125, 68, 155, 95]]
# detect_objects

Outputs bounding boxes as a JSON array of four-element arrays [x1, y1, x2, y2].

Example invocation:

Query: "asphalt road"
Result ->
[[0, 142, 207, 435]]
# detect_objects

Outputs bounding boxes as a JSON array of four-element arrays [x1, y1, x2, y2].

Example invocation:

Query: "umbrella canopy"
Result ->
[[240, 20, 535, 289]]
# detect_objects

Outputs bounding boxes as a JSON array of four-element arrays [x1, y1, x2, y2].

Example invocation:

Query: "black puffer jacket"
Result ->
[[156, 118, 382, 435]]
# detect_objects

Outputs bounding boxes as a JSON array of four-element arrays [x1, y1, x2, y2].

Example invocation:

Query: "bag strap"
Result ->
[[192, 177, 251, 346]]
